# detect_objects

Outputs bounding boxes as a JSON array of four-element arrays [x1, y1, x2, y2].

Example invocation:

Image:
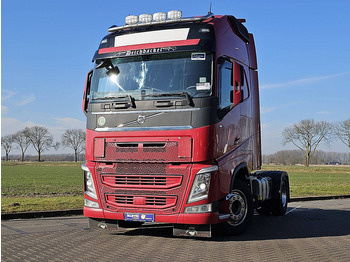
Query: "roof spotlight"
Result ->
[[139, 14, 153, 23], [125, 15, 138, 25], [153, 12, 167, 22], [167, 10, 182, 20]]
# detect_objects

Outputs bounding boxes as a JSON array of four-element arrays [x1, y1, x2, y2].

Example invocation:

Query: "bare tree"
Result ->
[[12, 130, 31, 161], [334, 119, 350, 150], [1, 135, 14, 161], [61, 129, 86, 162], [24, 126, 59, 161], [282, 119, 332, 167]]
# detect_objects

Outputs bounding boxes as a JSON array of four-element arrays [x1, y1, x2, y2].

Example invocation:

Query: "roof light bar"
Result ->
[[108, 11, 214, 32]]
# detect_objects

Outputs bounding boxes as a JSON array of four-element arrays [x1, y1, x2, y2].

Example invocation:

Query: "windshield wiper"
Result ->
[[142, 91, 189, 98], [142, 91, 192, 104], [93, 95, 135, 108], [92, 94, 132, 101]]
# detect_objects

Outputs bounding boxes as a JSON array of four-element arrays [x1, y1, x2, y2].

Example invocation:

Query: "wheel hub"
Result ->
[[228, 190, 247, 226]]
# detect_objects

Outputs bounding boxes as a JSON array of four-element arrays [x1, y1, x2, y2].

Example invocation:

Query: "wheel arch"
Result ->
[[230, 163, 250, 191]]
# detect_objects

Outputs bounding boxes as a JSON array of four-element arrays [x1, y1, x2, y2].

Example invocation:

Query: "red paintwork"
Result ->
[[98, 39, 200, 54], [85, 126, 215, 163]]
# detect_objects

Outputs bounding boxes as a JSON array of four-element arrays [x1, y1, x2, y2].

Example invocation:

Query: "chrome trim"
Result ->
[[117, 112, 163, 127], [219, 214, 230, 220], [197, 165, 218, 174], [81, 164, 89, 172], [108, 13, 214, 32], [95, 125, 193, 132], [91, 108, 200, 115], [225, 193, 234, 201]]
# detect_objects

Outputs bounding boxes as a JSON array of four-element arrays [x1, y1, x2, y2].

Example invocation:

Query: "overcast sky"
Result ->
[[2, 0, 350, 156]]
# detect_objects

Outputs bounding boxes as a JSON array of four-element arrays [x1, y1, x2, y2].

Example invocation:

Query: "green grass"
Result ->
[[1, 161, 84, 213], [1, 196, 83, 213], [261, 165, 350, 197], [1, 162, 350, 213]]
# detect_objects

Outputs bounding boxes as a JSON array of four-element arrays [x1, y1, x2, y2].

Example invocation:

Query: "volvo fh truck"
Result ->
[[82, 10, 290, 237]]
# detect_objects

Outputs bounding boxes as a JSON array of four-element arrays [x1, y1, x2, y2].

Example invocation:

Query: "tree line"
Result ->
[[282, 119, 350, 166], [263, 150, 350, 165], [2, 118, 349, 166], [1, 126, 85, 162]]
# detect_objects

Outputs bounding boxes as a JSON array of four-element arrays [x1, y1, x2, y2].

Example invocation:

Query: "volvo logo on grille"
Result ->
[[137, 115, 146, 124]]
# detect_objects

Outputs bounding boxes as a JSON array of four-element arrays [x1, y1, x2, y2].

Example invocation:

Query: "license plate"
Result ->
[[124, 213, 154, 222]]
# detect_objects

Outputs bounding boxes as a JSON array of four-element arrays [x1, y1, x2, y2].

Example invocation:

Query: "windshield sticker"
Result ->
[[191, 53, 206, 60], [196, 82, 211, 90], [199, 77, 207, 83]]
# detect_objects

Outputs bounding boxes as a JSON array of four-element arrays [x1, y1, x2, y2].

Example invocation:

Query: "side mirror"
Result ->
[[83, 69, 93, 114]]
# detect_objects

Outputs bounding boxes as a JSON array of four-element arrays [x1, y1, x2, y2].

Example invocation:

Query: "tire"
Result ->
[[254, 171, 289, 216], [217, 179, 254, 235], [257, 200, 272, 215], [271, 173, 289, 216]]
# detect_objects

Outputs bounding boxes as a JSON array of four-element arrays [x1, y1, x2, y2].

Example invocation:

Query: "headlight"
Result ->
[[82, 164, 97, 199], [187, 165, 218, 203]]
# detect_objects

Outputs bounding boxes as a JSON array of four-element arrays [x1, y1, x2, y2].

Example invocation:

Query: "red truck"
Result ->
[[82, 10, 290, 237]]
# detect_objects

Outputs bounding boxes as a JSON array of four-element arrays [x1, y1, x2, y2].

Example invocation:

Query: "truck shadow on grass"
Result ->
[[113, 207, 350, 241]]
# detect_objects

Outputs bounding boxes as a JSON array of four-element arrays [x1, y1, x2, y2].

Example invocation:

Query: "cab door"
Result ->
[[215, 59, 241, 157]]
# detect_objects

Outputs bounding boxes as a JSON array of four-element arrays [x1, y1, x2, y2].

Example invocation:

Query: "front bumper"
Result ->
[[84, 206, 222, 224]]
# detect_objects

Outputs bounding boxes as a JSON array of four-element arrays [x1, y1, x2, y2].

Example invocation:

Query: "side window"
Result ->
[[233, 62, 249, 105], [241, 68, 249, 100], [219, 59, 249, 109], [219, 60, 233, 109]]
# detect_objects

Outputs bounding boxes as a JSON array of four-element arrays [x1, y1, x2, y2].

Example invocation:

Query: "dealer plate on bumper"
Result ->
[[124, 213, 155, 222]]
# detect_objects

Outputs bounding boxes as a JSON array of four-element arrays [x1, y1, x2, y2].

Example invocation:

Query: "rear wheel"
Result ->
[[272, 173, 289, 216], [255, 171, 289, 216], [218, 179, 254, 235]]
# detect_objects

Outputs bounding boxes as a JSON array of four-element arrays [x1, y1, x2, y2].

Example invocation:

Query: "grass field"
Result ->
[[1, 162, 350, 213], [261, 165, 350, 197], [2, 162, 83, 213]]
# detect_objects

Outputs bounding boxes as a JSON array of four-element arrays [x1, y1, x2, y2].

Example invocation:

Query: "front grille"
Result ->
[[101, 174, 182, 189], [106, 194, 177, 209], [96, 162, 191, 214]]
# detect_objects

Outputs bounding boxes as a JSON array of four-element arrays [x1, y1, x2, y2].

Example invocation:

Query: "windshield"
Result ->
[[90, 52, 213, 101]]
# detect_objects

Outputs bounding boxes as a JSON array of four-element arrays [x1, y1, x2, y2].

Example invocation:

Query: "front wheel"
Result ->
[[217, 179, 254, 235]]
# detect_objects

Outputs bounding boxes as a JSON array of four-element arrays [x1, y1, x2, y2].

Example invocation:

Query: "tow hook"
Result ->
[[98, 221, 107, 229]]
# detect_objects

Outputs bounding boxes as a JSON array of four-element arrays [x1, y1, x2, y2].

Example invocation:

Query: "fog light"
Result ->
[[84, 198, 100, 209], [184, 203, 212, 213]]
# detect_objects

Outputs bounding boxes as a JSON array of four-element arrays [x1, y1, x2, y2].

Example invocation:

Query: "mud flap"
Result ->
[[173, 224, 211, 238]]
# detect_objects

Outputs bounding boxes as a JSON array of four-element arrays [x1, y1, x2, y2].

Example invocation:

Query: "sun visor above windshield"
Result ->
[[114, 28, 190, 47], [92, 24, 215, 61]]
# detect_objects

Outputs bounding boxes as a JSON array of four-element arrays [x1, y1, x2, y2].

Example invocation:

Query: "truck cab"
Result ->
[[82, 10, 289, 237]]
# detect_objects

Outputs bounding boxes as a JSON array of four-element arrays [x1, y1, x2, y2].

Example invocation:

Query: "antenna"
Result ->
[[208, 2, 212, 14]]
